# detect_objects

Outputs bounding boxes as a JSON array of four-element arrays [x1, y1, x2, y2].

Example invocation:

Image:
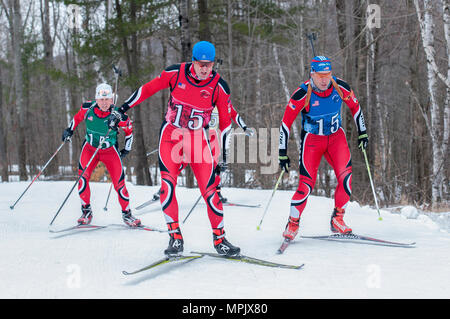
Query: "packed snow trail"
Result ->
[[0, 181, 449, 298]]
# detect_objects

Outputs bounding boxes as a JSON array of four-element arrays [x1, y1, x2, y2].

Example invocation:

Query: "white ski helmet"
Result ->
[[95, 83, 113, 99]]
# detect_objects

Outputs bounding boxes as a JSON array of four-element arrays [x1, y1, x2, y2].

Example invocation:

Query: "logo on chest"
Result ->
[[312, 100, 320, 107], [87, 116, 94, 121], [332, 94, 341, 103], [200, 89, 211, 99]]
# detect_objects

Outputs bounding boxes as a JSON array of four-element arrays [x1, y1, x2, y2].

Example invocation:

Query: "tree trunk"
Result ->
[[132, 1, 151, 186], [442, 0, 450, 198], [67, 17, 81, 173], [116, 0, 152, 186], [198, 0, 211, 41], [11, 0, 27, 181], [179, 0, 195, 188], [272, 42, 301, 153], [179, 0, 192, 61], [0, 64, 8, 182], [40, 0, 58, 176], [227, 0, 233, 85], [414, 0, 448, 206]]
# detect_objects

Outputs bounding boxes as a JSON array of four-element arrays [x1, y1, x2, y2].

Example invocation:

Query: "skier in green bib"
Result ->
[[62, 83, 141, 227]]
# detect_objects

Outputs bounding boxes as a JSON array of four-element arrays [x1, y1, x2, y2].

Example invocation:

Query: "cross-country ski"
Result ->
[[222, 202, 261, 208], [122, 255, 204, 276], [49, 222, 171, 234], [191, 251, 304, 270], [300, 233, 416, 247], [48, 224, 108, 234]]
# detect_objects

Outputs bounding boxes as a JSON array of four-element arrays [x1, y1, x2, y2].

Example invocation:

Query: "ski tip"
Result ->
[[122, 270, 130, 275]]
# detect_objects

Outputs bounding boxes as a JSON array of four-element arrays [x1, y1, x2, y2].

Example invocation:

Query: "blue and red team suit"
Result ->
[[116, 60, 242, 256], [279, 60, 368, 239]]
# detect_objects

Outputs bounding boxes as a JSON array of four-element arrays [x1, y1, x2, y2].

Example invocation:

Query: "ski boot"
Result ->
[[122, 209, 141, 227], [213, 228, 240, 256], [78, 204, 93, 225], [282, 216, 300, 240], [330, 207, 352, 234], [164, 222, 184, 256]]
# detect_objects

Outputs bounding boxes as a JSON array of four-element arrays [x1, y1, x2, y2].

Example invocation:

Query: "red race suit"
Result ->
[[120, 63, 236, 231], [69, 101, 133, 211]]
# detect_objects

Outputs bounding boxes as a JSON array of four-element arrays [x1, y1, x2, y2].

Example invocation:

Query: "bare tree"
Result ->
[[39, 0, 58, 176], [414, 0, 450, 206], [0, 62, 8, 182], [178, 0, 195, 188], [7, 0, 27, 180]]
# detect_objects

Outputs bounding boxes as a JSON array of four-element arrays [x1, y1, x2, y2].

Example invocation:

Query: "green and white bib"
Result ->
[[84, 106, 117, 149]]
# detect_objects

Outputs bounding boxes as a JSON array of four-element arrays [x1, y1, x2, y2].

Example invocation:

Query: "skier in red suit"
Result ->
[[108, 41, 241, 256], [62, 83, 141, 227], [278, 56, 369, 241]]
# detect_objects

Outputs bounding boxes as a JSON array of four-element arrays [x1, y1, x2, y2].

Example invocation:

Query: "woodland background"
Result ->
[[0, 0, 448, 210]]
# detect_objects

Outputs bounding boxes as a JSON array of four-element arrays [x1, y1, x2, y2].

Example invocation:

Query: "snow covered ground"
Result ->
[[0, 181, 449, 299]]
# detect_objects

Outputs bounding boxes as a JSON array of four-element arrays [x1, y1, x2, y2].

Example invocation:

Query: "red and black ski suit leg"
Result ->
[[159, 123, 223, 228], [78, 143, 130, 211], [293, 128, 352, 216]]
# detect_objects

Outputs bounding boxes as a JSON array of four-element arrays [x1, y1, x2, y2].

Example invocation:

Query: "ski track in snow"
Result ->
[[0, 181, 449, 298]]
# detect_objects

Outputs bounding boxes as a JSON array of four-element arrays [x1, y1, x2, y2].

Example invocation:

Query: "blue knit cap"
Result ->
[[310, 56, 332, 73], [192, 41, 215, 62]]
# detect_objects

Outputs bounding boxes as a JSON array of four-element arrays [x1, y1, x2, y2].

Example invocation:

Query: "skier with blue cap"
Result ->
[[192, 41, 216, 62], [278, 55, 369, 243], [108, 41, 247, 257]]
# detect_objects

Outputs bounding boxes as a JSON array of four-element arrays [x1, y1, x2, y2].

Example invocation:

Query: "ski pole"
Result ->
[[10, 141, 67, 210], [112, 63, 122, 105], [362, 148, 382, 221], [182, 194, 202, 224], [102, 63, 123, 211], [257, 169, 285, 230], [146, 149, 158, 157], [103, 183, 114, 211], [307, 33, 317, 57], [49, 129, 113, 228]]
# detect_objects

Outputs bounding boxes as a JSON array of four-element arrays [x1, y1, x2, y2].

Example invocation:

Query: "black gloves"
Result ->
[[243, 127, 254, 137], [62, 128, 73, 142], [279, 155, 291, 172], [119, 149, 129, 159], [214, 162, 228, 175], [358, 133, 369, 151], [107, 107, 125, 130]]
